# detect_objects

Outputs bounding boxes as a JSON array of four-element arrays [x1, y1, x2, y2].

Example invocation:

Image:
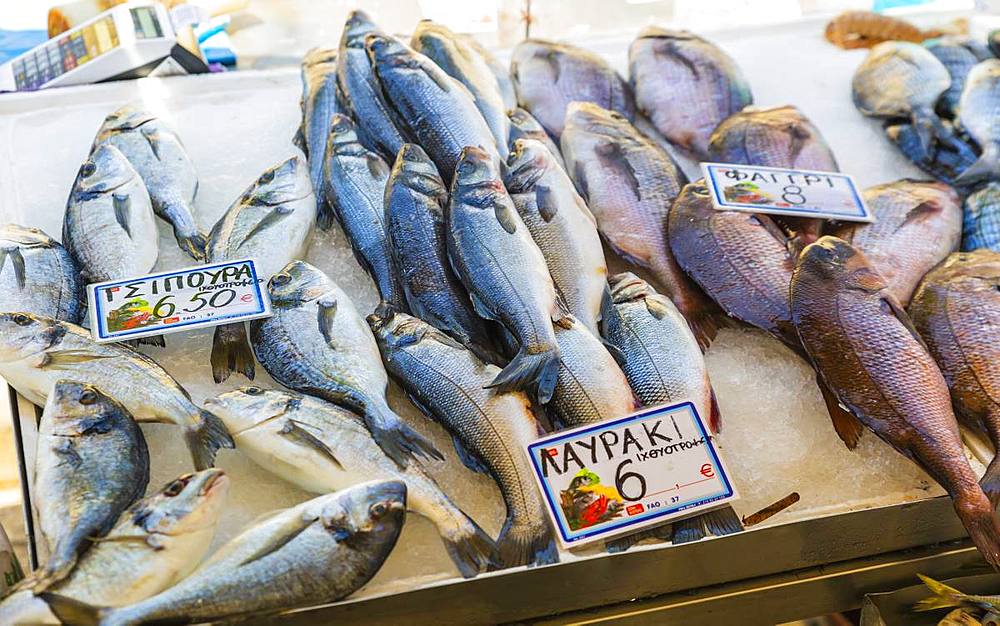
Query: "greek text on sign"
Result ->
[[87, 259, 271, 344], [526, 401, 738, 548], [701, 162, 873, 223]]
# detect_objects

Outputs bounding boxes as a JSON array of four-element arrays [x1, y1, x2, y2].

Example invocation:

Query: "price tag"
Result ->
[[87, 259, 271, 344], [701, 162, 873, 223], [526, 401, 738, 548]]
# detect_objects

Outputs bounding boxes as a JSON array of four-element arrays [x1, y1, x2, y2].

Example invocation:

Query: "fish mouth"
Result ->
[[200, 471, 229, 495]]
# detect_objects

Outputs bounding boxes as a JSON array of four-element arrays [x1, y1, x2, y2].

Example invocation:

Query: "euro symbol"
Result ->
[[700, 464, 715, 478]]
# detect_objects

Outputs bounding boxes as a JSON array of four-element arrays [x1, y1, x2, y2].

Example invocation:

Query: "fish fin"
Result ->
[[594, 141, 641, 202], [494, 517, 558, 569], [699, 506, 744, 537], [442, 512, 499, 578], [168, 217, 208, 261], [237, 513, 316, 567], [468, 292, 496, 321], [237, 206, 293, 250], [317, 296, 339, 347], [37, 350, 113, 369], [486, 346, 560, 404], [601, 338, 628, 367], [954, 147, 1000, 187], [686, 306, 721, 352], [451, 433, 490, 475], [817, 373, 864, 450], [913, 574, 966, 611], [952, 492, 1000, 571], [708, 388, 722, 434], [670, 516, 705, 544], [572, 161, 590, 200], [317, 200, 336, 231], [210, 322, 255, 383], [40, 593, 104, 625], [364, 404, 444, 469], [898, 200, 941, 230], [184, 409, 235, 470], [494, 201, 519, 234], [7, 248, 25, 289], [535, 185, 558, 222], [981, 454, 1000, 509], [279, 418, 342, 469], [365, 154, 390, 179], [112, 193, 132, 238]]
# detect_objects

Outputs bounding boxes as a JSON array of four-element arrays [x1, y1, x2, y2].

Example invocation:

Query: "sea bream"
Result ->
[[954, 59, 1000, 186], [206, 156, 316, 383], [297, 47, 343, 228], [0, 224, 81, 324]]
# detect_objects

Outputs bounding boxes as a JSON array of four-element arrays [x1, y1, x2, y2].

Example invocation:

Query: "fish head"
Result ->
[[44, 380, 126, 437], [562, 101, 632, 163], [303, 47, 337, 68], [240, 157, 312, 207], [505, 138, 551, 193], [100, 104, 157, 133], [411, 20, 451, 59], [72, 144, 134, 200], [797, 236, 868, 285], [326, 114, 361, 151], [365, 33, 410, 68], [451, 146, 504, 203], [0, 312, 66, 362], [267, 260, 332, 305], [130, 469, 229, 537], [0, 223, 54, 248], [608, 272, 655, 305], [316, 480, 406, 549], [367, 307, 429, 352], [342, 9, 377, 49], [204, 387, 301, 435], [392, 144, 446, 197]]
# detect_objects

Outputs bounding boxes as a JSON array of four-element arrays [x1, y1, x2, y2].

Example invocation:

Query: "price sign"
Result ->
[[701, 162, 873, 223], [87, 259, 271, 343], [526, 401, 738, 548]]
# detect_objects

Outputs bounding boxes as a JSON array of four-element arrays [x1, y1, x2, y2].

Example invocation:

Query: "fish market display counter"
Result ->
[[1, 14, 996, 625]]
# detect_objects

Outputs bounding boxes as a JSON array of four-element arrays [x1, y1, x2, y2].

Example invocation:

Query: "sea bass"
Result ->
[[962, 181, 1000, 251], [954, 59, 1000, 186], [33, 381, 149, 591], [0, 224, 81, 323], [298, 47, 343, 228], [790, 236, 1000, 570], [250, 261, 440, 467], [0, 313, 233, 470], [92, 104, 205, 260], [629, 27, 752, 160], [508, 107, 566, 170], [206, 156, 316, 383], [207, 387, 496, 578], [369, 309, 558, 568]]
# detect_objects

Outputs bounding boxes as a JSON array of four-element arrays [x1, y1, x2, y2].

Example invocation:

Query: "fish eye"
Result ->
[[246, 386, 263, 396], [80, 162, 96, 177], [272, 273, 291, 287], [259, 170, 275, 184], [369, 501, 388, 519], [163, 478, 187, 497], [78, 389, 98, 405], [12, 313, 31, 326], [458, 161, 474, 175]]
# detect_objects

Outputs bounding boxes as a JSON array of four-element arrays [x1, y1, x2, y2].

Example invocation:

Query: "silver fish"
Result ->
[[447, 146, 563, 404], [0, 313, 233, 470], [47, 481, 407, 625], [954, 59, 1000, 186], [207, 387, 496, 578], [63, 144, 157, 285], [207, 156, 316, 383], [511, 39, 635, 139], [508, 107, 567, 170], [628, 28, 752, 160], [323, 114, 405, 306], [249, 260, 440, 467], [369, 309, 558, 568], [92, 105, 205, 260], [412, 20, 510, 159], [505, 138, 608, 334], [0, 224, 81, 323], [298, 47, 343, 229], [460, 33, 517, 110], [33, 381, 149, 591]]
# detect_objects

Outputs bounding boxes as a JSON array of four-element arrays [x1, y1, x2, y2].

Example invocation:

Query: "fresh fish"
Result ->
[[832, 179, 961, 306], [384, 144, 498, 361], [0, 469, 228, 625], [298, 47, 343, 229], [910, 250, 1000, 504], [885, 119, 978, 186], [323, 114, 405, 306], [460, 34, 517, 110], [336, 10, 409, 160], [369, 309, 558, 567], [561, 102, 718, 349], [0, 224, 81, 323], [46, 481, 407, 625], [250, 260, 440, 467], [63, 144, 157, 286], [508, 107, 566, 170], [367, 33, 499, 182], [207, 156, 316, 383], [505, 138, 608, 334], [511, 39, 635, 139], [954, 59, 1000, 186], [852, 41, 951, 158], [925, 37, 992, 118], [0, 313, 233, 470], [411, 20, 510, 159], [207, 387, 496, 578], [92, 105, 205, 260], [790, 236, 1000, 570], [963, 181, 1000, 251], [628, 27, 752, 160], [33, 381, 149, 591], [447, 146, 563, 403]]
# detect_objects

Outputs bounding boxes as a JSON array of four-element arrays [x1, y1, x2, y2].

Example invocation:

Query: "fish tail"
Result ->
[[210, 323, 255, 383], [184, 409, 236, 470], [486, 346, 560, 404], [605, 521, 671, 553], [316, 201, 337, 231], [494, 516, 558, 568], [955, 144, 1000, 187], [173, 228, 208, 262], [685, 306, 723, 353], [41, 592, 110, 626], [982, 456, 1000, 509], [364, 402, 443, 469], [953, 490, 1000, 570], [911, 108, 940, 158], [31, 552, 77, 594], [913, 574, 966, 611], [437, 505, 499, 578]]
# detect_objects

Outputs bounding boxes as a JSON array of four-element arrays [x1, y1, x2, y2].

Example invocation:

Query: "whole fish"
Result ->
[[367, 33, 499, 182], [34, 381, 149, 591], [910, 250, 1000, 504], [954, 59, 1000, 186], [336, 11, 409, 160], [369, 309, 558, 568], [963, 181, 1000, 251], [832, 179, 961, 306], [447, 146, 563, 403], [791, 236, 1000, 570], [298, 47, 343, 229], [207, 156, 316, 383], [207, 387, 495, 578], [0, 313, 233, 470], [508, 107, 566, 170], [412, 20, 510, 159], [510, 39, 635, 139], [250, 260, 440, 467], [0, 224, 81, 323], [885, 119, 978, 186], [505, 138, 608, 334], [0, 469, 228, 625], [323, 114, 405, 306], [460, 34, 516, 110], [561, 102, 718, 349], [852, 41, 951, 158], [925, 37, 992, 118], [62, 144, 157, 285], [92, 105, 206, 260], [46, 481, 407, 625], [628, 27, 752, 160], [384, 144, 498, 361]]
